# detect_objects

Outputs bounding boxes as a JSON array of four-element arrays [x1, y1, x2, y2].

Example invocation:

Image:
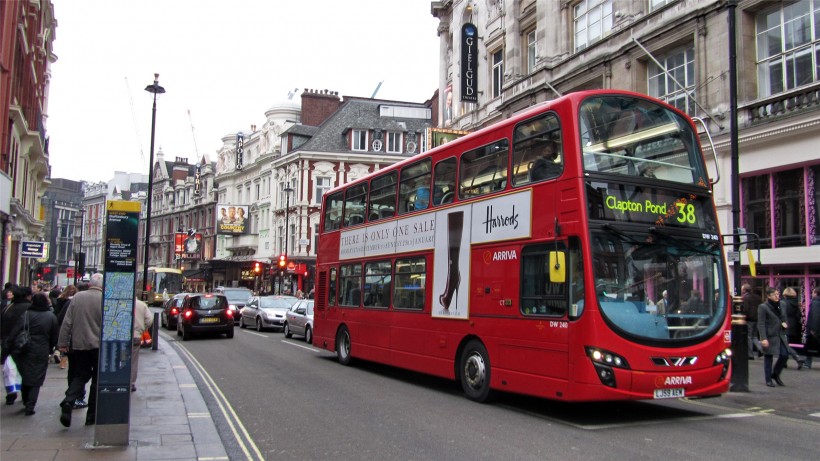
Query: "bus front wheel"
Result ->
[[459, 340, 492, 402], [336, 326, 352, 365]]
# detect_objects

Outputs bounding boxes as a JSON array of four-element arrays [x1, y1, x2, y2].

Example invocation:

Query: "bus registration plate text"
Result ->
[[654, 388, 684, 399]]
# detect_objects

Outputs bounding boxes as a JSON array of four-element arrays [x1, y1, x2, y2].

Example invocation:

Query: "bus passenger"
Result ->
[[530, 141, 561, 182]]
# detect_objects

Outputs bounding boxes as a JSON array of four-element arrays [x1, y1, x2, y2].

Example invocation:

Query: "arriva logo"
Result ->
[[663, 376, 692, 386], [483, 249, 518, 264]]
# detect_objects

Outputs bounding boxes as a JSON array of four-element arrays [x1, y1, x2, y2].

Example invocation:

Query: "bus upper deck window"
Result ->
[[343, 183, 368, 227], [459, 139, 509, 199], [398, 159, 432, 214], [368, 172, 397, 222], [433, 158, 457, 206], [512, 113, 562, 186], [323, 191, 344, 231]]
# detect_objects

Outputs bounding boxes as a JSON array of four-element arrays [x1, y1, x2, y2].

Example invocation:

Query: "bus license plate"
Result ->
[[654, 388, 684, 399], [199, 317, 219, 324]]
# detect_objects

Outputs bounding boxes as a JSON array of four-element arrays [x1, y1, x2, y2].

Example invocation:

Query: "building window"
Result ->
[[756, 0, 820, 98], [492, 49, 504, 98], [313, 223, 320, 254], [526, 29, 537, 74], [648, 44, 696, 115], [650, 0, 673, 11], [574, 0, 613, 52], [386, 132, 402, 153], [774, 168, 805, 247], [315, 176, 332, 204], [255, 184, 260, 200], [352, 129, 368, 151]]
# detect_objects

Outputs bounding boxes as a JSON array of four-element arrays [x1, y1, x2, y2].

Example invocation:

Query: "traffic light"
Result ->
[[278, 254, 287, 269], [254, 262, 261, 274]]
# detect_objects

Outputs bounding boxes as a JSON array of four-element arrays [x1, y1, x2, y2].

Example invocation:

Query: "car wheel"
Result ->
[[336, 326, 351, 365], [459, 340, 492, 403], [256, 318, 263, 332], [226, 327, 234, 339], [305, 326, 313, 345], [284, 322, 292, 338], [239, 316, 246, 329], [161, 315, 166, 328], [182, 325, 191, 341]]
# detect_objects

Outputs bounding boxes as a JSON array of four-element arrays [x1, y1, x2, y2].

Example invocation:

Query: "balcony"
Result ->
[[743, 83, 820, 127]]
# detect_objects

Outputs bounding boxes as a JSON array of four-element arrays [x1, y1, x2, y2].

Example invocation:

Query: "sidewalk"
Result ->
[[719, 356, 820, 419], [0, 337, 229, 461]]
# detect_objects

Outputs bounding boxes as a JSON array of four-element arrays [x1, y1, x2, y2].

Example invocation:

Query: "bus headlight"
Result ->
[[585, 346, 630, 388], [713, 348, 732, 381]]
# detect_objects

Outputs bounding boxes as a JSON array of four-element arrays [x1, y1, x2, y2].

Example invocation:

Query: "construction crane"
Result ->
[[124, 77, 146, 165], [187, 109, 200, 159]]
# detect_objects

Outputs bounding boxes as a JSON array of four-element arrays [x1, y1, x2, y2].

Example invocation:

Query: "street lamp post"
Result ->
[[74, 207, 85, 285], [281, 182, 294, 294], [142, 74, 166, 297]]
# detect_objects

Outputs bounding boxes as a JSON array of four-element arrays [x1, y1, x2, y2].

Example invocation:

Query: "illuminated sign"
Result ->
[[460, 23, 478, 102], [587, 183, 717, 231]]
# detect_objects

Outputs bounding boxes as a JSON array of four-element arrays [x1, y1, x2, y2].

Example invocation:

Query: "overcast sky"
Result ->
[[47, 0, 441, 183]]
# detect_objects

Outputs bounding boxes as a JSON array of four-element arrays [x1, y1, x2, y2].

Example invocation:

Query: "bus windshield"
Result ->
[[156, 271, 182, 294], [579, 95, 706, 186], [590, 225, 727, 343]]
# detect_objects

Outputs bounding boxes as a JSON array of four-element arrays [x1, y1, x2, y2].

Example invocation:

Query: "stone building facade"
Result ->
[[431, 0, 820, 303]]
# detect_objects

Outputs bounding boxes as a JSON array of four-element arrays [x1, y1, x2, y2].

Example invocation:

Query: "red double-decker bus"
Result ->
[[314, 90, 731, 402]]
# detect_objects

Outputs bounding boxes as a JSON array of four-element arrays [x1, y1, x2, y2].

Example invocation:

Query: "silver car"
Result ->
[[239, 295, 297, 331], [284, 300, 314, 344]]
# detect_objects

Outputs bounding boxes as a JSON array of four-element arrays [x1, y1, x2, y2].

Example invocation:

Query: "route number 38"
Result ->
[[675, 203, 696, 224]]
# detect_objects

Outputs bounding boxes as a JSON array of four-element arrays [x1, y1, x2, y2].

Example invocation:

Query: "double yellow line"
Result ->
[[174, 342, 265, 461]]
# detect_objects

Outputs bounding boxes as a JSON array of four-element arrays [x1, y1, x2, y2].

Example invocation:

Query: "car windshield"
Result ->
[[260, 298, 296, 308], [590, 226, 727, 343], [222, 289, 252, 302]]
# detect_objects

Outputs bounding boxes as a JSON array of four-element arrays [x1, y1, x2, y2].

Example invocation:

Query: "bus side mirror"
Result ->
[[549, 251, 566, 283]]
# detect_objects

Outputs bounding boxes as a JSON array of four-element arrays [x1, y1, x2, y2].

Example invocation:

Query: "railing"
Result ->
[[744, 83, 820, 126]]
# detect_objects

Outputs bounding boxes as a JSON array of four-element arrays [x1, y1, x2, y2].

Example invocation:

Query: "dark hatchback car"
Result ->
[[161, 293, 194, 330], [176, 293, 235, 340]]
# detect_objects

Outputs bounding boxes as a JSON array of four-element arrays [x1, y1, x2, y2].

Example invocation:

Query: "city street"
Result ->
[[162, 321, 820, 461]]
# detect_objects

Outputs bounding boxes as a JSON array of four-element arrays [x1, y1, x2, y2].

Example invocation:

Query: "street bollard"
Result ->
[[151, 312, 160, 351], [730, 312, 749, 392]]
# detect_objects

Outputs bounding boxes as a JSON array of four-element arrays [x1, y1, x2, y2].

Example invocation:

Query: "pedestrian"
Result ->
[[1, 282, 14, 311], [804, 287, 820, 369], [48, 285, 61, 308], [780, 286, 805, 370], [741, 283, 762, 359], [57, 273, 103, 427], [1, 286, 31, 405], [131, 299, 153, 392], [57, 285, 87, 408], [53, 285, 77, 369], [758, 287, 789, 387], [3, 293, 58, 415]]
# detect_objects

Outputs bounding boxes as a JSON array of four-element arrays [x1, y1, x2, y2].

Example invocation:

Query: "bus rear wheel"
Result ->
[[459, 340, 492, 402], [336, 326, 352, 365]]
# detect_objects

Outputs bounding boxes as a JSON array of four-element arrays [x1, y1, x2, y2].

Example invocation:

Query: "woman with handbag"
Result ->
[[1, 286, 30, 405], [4, 293, 58, 415]]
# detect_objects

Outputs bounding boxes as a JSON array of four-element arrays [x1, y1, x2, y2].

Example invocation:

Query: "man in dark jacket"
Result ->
[[742, 283, 762, 359], [57, 273, 103, 427]]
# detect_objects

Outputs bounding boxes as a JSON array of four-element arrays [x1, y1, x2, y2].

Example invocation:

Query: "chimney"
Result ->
[[301, 88, 342, 126]]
